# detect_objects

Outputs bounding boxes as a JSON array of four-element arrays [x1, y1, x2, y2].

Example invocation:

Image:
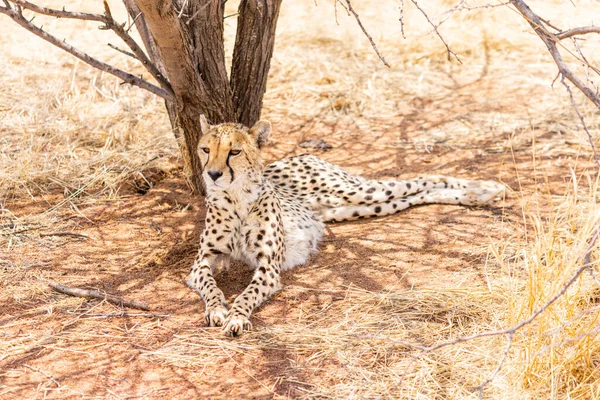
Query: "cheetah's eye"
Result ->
[[230, 149, 242, 156], [201, 147, 210, 154]]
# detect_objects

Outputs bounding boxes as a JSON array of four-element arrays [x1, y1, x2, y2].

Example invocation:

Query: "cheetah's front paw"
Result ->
[[205, 304, 229, 327], [222, 313, 252, 337]]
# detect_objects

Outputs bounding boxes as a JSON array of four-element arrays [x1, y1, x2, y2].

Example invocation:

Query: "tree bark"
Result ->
[[133, 0, 237, 194], [231, 0, 283, 127], [131, 0, 283, 194]]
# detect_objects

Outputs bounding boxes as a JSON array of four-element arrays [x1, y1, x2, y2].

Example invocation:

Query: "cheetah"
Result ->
[[186, 116, 505, 336]]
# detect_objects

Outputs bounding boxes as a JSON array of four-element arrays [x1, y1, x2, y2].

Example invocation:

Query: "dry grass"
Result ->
[[1, 0, 600, 398]]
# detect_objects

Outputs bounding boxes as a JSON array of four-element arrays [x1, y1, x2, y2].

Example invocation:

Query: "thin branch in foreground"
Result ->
[[3, 0, 174, 99], [409, 0, 462, 63], [398, 0, 406, 39], [571, 37, 600, 81], [342, 0, 390, 67], [99, 1, 173, 95], [0, 6, 171, 99], [556, 26, 600, 41], [10, 0, 105, 21], [473, 332, 514, 399], [108, 43, 137, 60], [48, 281, 150, 310], [380, 224, 600, 396]]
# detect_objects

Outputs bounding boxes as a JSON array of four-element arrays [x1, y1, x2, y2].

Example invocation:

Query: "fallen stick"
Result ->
[[48, 281, 149, 310], [40, 231, 89, 239], [59, 310, 169, 318]]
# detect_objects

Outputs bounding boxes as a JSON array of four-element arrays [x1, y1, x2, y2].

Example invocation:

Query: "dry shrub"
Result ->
[[495, 172, 600, 398]]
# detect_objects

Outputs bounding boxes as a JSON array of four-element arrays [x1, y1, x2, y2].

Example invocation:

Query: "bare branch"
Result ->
[[342, 0, 390, 67], [101, 11, 174, 95], [556, 26, 600, 40], [10, 0, 105, 21], [108, 43, 137, 59], [572, 38, 600, 80], [126, 12, 142, 33], [474, 333, 513, 397], [377, 224, 600, 396], [3, 0, 174, 99], [398, 0, 406, 39], [0, 6, 172, 100], [508, 0, 600, 110], [48, 280, 150, 310], [409, 0, 462, 63]]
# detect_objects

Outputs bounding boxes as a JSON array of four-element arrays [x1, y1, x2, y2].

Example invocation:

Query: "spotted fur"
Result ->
[[186, 117, 505, 336]]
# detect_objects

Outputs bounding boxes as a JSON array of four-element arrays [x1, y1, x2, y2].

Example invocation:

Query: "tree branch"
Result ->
[[3, 0, 174, 99], [375, 224, 600, 396], [556, 26, 600, 40], [342, 0, 390, 67], [508, 0, 600, 168], [100, 1, 173, 96], [10, 0, 105, 21], [509, 0, 600, 110], [410, 0, 461, 63]]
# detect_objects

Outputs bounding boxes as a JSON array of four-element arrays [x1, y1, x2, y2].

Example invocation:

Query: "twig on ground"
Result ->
[[39, 231, 89, 239], [48, 281, 150, 310], [342, 0, 390, 67], [59, 310, 170, 318]]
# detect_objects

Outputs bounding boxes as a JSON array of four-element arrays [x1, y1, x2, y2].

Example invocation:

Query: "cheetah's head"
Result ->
[[197, 115, 271, 191]]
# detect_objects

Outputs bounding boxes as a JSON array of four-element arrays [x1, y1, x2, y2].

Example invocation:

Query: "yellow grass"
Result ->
[[1, 0, 600, 398]]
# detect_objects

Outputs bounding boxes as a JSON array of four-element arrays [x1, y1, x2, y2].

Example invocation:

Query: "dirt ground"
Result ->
[[2, 108, 596, 399], [2, 0, 600, 399]]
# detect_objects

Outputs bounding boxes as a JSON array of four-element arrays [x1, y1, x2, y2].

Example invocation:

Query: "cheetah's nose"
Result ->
[[207, 170, 223, 182]]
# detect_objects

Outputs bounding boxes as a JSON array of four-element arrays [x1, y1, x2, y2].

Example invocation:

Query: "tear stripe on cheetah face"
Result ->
[[187, 117, 505, 336], [196, 115, 270, 192]]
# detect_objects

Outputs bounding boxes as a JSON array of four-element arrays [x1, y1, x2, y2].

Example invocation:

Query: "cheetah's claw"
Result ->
[[205, 304, 229, 327], [222, 314, 252, 337]]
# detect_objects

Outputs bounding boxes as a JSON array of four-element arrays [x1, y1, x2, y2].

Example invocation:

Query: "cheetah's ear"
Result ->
[[249, 120, 271, 148], [199, 114, 211, 135]]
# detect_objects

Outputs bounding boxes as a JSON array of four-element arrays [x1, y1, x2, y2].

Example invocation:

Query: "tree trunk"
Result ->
[[231, 0, 283, 127], [130, 0, 281, 195]]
